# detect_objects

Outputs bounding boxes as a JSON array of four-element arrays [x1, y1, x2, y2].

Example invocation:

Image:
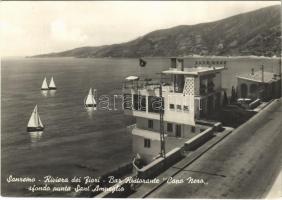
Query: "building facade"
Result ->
[[237, 68, 281, 101], [123, 57, 225, 163]]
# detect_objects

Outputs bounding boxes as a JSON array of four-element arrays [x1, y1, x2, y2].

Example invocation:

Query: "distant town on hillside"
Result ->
[[32, 5, 281, 58]]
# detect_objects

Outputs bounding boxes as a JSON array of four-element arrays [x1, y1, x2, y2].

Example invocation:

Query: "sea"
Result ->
[[1, 56, 280, 197]]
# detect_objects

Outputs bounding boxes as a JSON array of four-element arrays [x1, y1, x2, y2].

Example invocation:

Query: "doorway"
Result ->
[[241, 84, 248, 98], [176, 124, 181, 137]]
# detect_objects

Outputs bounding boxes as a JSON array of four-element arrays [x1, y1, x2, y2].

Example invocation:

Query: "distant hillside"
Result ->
[[32, 5, 281, 58]]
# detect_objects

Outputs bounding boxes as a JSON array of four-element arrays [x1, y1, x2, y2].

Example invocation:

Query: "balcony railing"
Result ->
[[123, 80, 174, 93], [123, 80, 159, 90]]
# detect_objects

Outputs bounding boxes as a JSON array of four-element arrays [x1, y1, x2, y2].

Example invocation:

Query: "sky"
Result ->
[[0, 1, 280, 57]]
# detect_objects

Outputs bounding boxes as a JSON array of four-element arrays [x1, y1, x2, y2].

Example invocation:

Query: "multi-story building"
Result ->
[[123, 57, 226, 163]]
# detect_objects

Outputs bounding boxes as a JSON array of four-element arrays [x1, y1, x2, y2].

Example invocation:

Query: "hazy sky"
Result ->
[[0, 1, 280, 56]]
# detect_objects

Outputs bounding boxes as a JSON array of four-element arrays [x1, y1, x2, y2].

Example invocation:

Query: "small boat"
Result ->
[[41, 77, 49, 90], [27, 105, 44, 132], [49, 76, 56, 90], [84, 88, 96, 108]]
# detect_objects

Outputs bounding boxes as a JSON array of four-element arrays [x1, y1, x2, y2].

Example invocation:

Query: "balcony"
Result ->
[[123, 79, 159, 90], [200, 81, 215, 95], [207, 81, 215, 93], [123, 79, 174, 94], [200, 84, 207, 95]]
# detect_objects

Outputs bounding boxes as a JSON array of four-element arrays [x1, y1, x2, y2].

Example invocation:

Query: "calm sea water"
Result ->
[[1, 57, 279, 196]]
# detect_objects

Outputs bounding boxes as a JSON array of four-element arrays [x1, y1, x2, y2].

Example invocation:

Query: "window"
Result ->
[[148, 120, 153, 129], [176, 124, 181, 137], [191, 126, 196, 133], [169, 104, 175, 110], [133, 94, 146, 111], [177, 105, 182, 111], [183, 105, 189, 112], [250, 84, 258, 93], [123, 94, 132, 110], [167, 123, 173, 132], [199, 100, 203, 110], [144, 139, 151, 148], [171, 58, 177, 68], [148, 96, 164, 113]]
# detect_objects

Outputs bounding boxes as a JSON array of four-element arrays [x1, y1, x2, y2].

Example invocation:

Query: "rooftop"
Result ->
[[237, 71, 280, 83], [162, 66, 225, 75]]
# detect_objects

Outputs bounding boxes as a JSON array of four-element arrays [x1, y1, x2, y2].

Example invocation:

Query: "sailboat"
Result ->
[[41, 77, 49, 90], [49, 76, 57, 90], [84, 88, 96, 108], [27, 105, 44, 132]]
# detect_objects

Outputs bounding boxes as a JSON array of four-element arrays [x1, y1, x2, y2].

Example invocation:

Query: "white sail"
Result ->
[[38, 114, 43, 127], [85, 88, 96, 106], [41, 77, 49, 90], [49, 76, 56, 88], [27, 106, 37, 127], [27, 105, 43, 128]]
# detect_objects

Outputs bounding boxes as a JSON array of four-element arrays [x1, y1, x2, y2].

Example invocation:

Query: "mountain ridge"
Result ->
[[32, 5, 281, 58]]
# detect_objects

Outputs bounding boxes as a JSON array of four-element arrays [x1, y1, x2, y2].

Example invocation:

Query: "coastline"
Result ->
[[25, 55, 281, 60]]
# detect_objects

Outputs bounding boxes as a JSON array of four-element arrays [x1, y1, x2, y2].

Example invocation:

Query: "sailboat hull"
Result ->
[[41, 88, 49, 90], [27, 126, 44, 132], [49, 87, 56, 90]]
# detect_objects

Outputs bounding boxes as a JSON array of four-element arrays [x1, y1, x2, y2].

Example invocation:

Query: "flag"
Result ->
[[139, 58, 146, 67]]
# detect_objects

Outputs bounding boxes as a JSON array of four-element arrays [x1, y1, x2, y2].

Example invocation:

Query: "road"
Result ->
[[147, 99, 282, 198]]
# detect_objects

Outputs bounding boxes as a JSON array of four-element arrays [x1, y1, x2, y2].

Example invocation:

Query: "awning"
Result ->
[[162, 67, 225, 75], [125, 76, 139, 81]]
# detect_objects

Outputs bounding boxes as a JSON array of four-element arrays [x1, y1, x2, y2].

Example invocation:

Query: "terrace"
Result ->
[[123, 78, 175, 94]]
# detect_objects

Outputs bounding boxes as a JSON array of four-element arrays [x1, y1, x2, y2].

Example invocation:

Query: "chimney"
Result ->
[[261, 64, 264, 82], [251, 68, 254, 75]]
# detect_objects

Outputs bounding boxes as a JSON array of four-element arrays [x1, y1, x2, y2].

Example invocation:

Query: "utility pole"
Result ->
[[279, 57, 282, 77], [279, 58, 282, 98], [159, 74, 166, 158], [261, 64, 264, 82]]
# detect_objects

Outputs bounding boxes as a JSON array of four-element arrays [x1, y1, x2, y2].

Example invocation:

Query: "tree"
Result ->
[[223, 90, 229, 106], [230, 86, 237, 103], [235, 87, 238, 100]]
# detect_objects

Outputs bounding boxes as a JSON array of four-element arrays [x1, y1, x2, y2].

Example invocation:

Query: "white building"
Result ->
[[237, 68, 281, 101], [123, 57, 226, 164]]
